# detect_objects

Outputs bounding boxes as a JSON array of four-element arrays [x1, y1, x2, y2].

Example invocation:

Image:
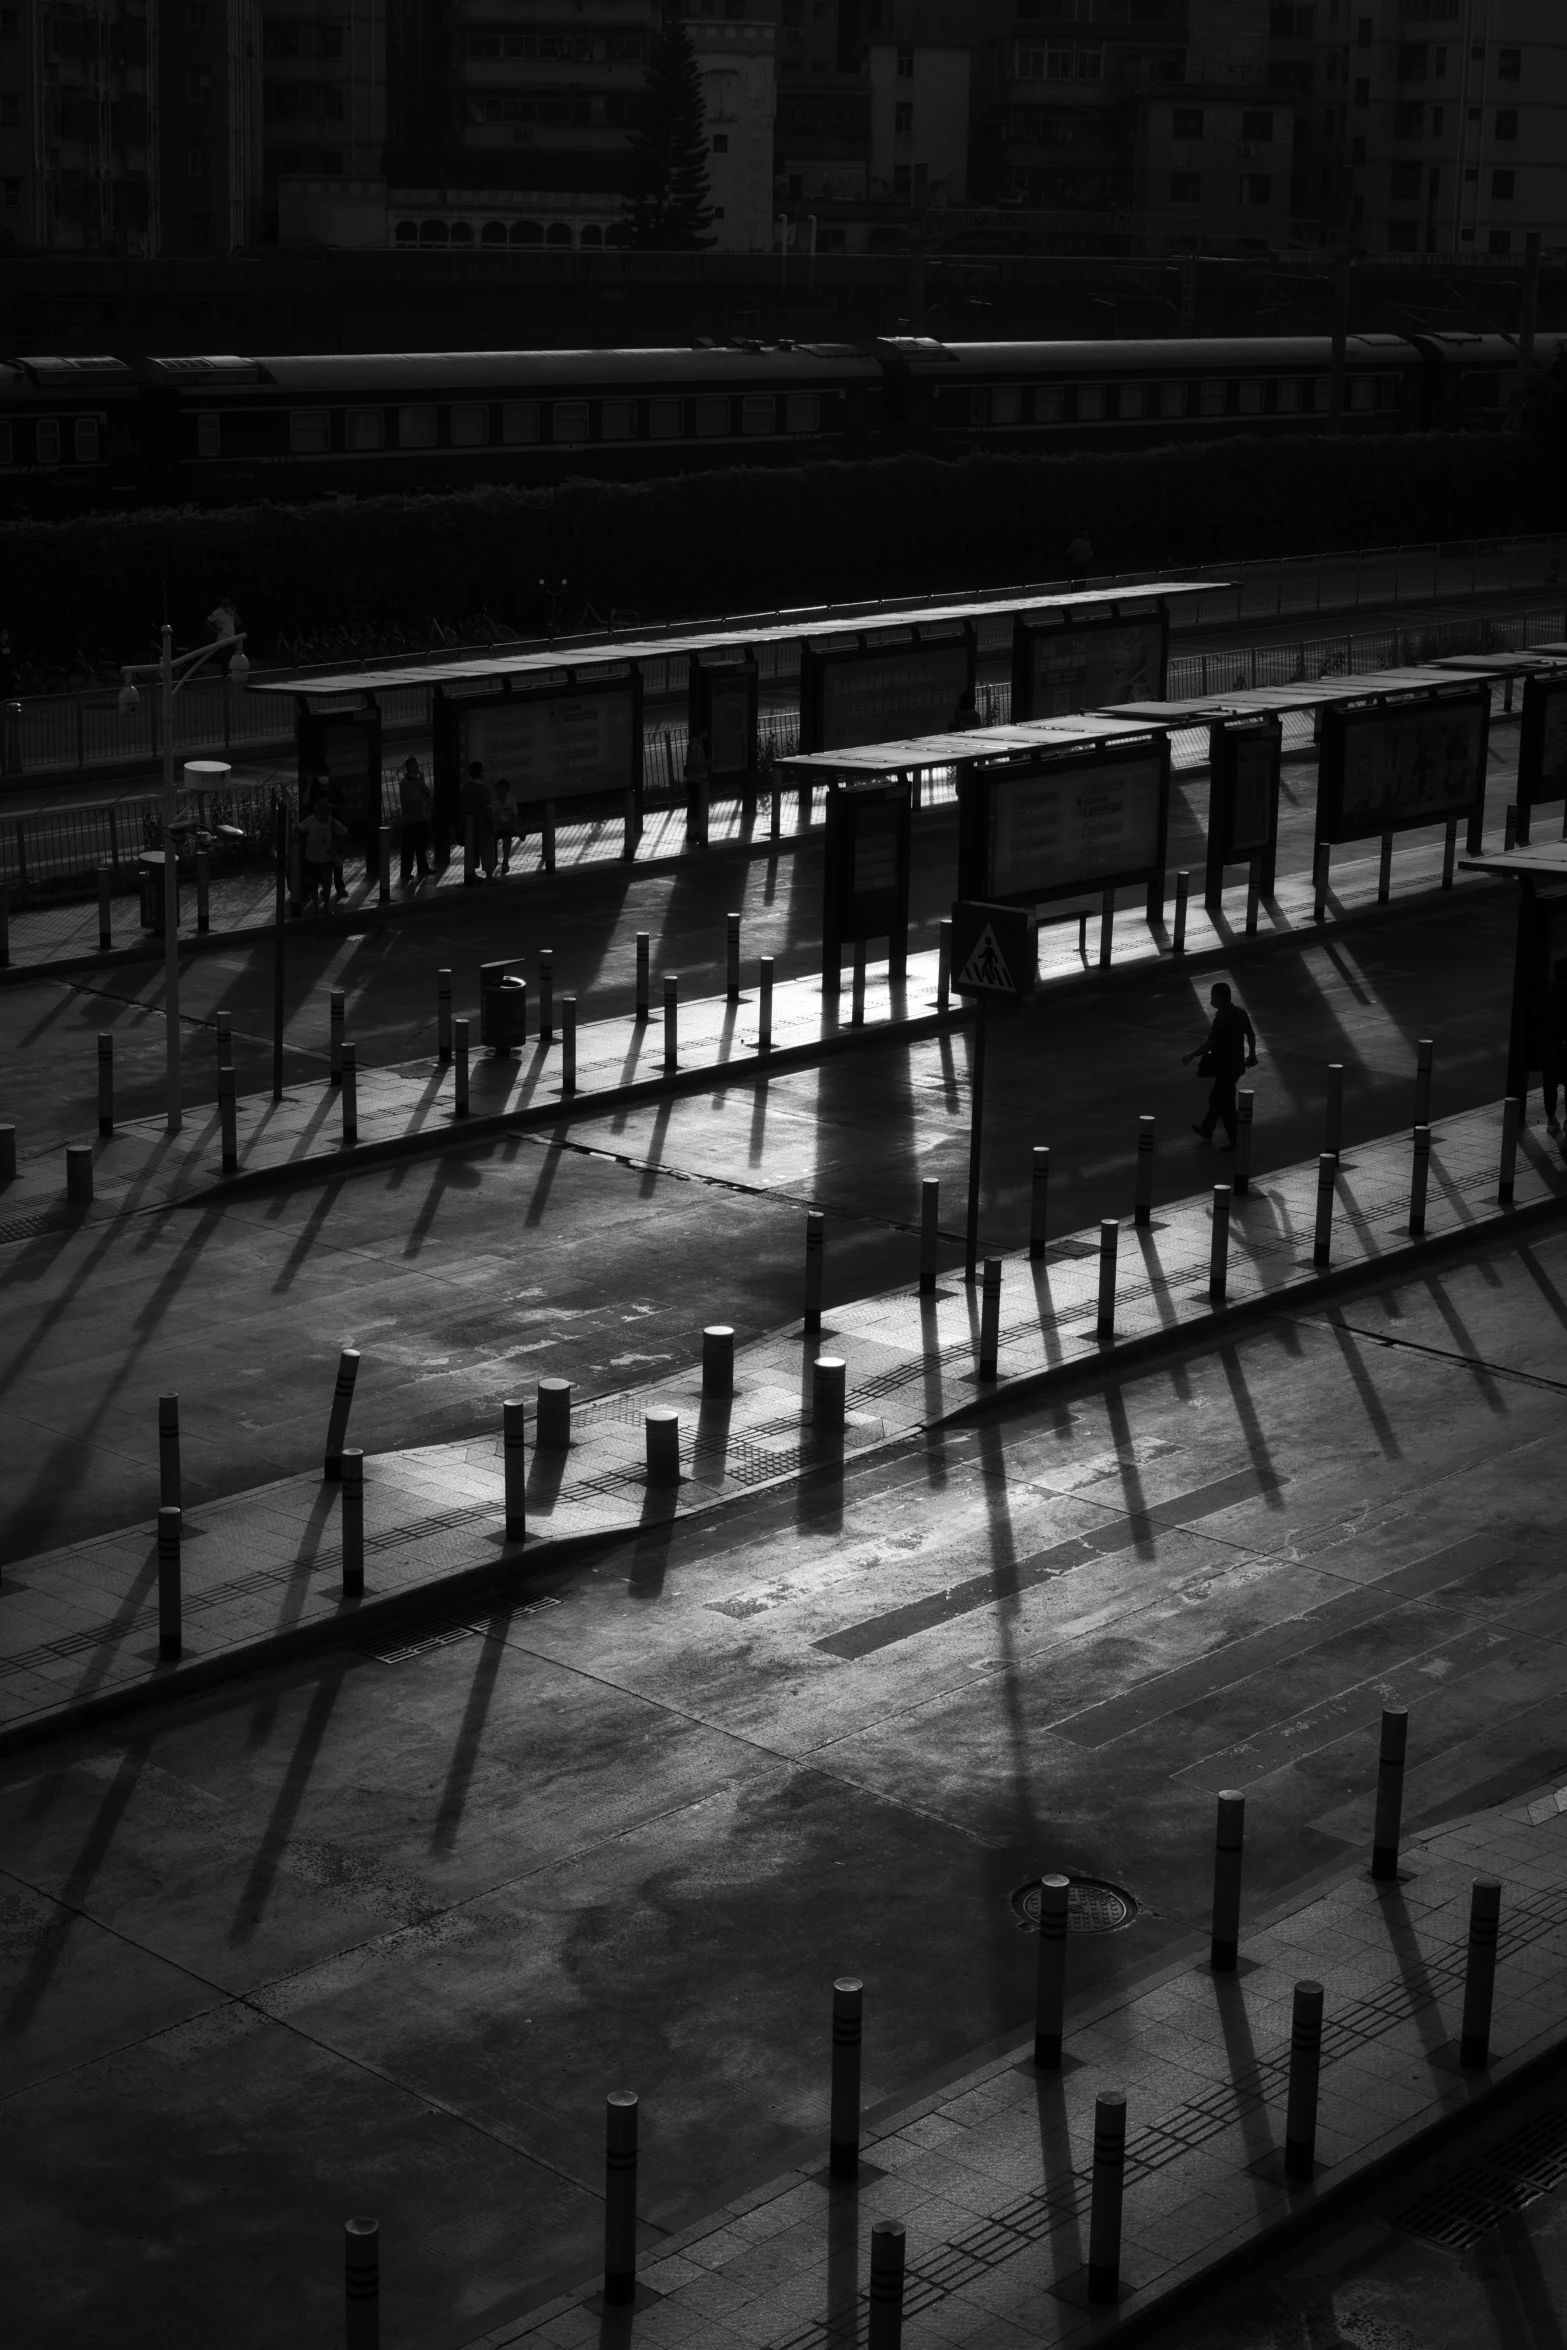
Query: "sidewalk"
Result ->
[[0, 825, 1508, 1242], [481, 1781, 1567, 2347], [3, 1095, 1563, 1753]]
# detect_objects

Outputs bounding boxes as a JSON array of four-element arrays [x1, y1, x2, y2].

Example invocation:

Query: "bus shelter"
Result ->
[[246, 579, 1218, 863], [1431, 651, 1567, 845], [1459, 842, 1567, 1104]]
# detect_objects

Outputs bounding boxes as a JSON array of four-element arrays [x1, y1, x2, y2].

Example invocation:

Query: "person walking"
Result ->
[[493, 774, 517, 875], [1066, 533, 1094, 586], [398, 756, 432, 885], [316, 768, 349, 900], [298, 786, 344, 912], [1540, 954, 1567, 1136], [461, 759, 497, 883], [951, 688, 983, 729], [1182, 980, 1257, 1147]]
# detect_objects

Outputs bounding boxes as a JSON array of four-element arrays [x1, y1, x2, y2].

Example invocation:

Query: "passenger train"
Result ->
[[0, 328, 1554, 515]]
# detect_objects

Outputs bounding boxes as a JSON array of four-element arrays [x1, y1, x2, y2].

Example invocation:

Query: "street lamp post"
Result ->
[[119, 624, 249, 1135]]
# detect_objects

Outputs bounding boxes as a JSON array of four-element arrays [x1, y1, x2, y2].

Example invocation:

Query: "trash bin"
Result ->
[[479, 960, 528, 1053], [138, 850, 178, 934]]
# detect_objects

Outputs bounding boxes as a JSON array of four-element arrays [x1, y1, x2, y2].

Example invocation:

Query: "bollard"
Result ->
[[1095, 1219, 1118, 1342], [561, 995, 577, 1093], [829, 1977, 863, 2180], [978, 1256, 1002, 1380], [196, 847, 211, 934], [538, 948, 554, 1044], [758, 955, 774, 1055], [663, 973, 678, 1070], [97, 1032, 114, 1137], [1088, 2093, 1128, 2305], [1312, 839, 1330, 924], [542, 800, 557, 871], [702, 1325, 734, 1400], [1173, 868, 1190, 956], [1033, 1873, 1070, 2068], [323, 1347, 361, 1478], [341, 1041, 358, 1143], [377, 825, 391, 906], [1210, 1789, 1246, 1970], [157, 1505, 182, 1660], [1460, 1878, 1502, 2070], [635, 932, 650, 1021], [1324, 1063, 1344, 1162], [1245, 853, 1261, 937], [622, 786, 637, 862], [216, 1009, 233, 1069], [1503, 802, 1518, 853], [158, 1393, 181, 1509], [1209, 1182, 1231, 1303], [812, 1355, 846, 1432], [97, 860, 113, 951], [437, 969, 453, 1061], [0, 886, 7, 967], [645, 1408, 680, 1487], [1312, 1153, 1335, 1267], [453, 1017, 470, 1117], [1414, 1037, 1434, 1130], [851, 938, 867, 1027], [1371, 1705, 1408, 1882], [1030, 1145, 1050, 1259], [1377, 829, 1393, 904], [1408, 1123, 1431, 1237], [344, 2217, 379, 2350], [0, 1122, 14, 1182], [1284, 1981, 1325, 2182], [1098, 885, 1115, 969], [603, 2093, 638, 2307], [536, 1378, 572, 1450], [65, 1142, 93, 1206], [1498, 1095, 1521, 1205], [1443, 816, 1459, 888], [1133, 1114, 1155, 1226], [726, 910, 741, 1002], [804, 1209, 825, 1333], [502, 1399, 527, 1542], [330, 987, 345, 1083], [919, 1176, 939, 1295], [218, 1064, 237, 1172], [867, 2219, 905, 2350], [1234, 1087, 1254, 1196], [937, 916, 951, 1011], [341, 1449, 365, 1594]]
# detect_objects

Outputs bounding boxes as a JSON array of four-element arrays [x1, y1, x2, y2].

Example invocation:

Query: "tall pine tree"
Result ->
[[624, 15, 716, 251]]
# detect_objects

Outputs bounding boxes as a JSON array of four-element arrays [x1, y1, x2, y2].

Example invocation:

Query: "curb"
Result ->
[[6, 1169, 1563, 1760]]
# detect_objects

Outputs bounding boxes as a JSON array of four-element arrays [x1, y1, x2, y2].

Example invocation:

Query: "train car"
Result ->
[[875, 333, 1428, 454], [1408, 328, 1567, 429], [0, 354, 144, 512], [142, 342, 885, 505]]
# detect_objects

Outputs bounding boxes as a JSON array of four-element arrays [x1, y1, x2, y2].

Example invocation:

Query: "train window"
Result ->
[[451, 404, 489, 446], [1198, 379, 1226, 416], [695, 396, 730, 436], [395, 221, 417, 246], [0, 423, 10, 465], [1119, 384, 1145, 420], [1275, 379, 1302, 413], [1078, 384, 1104, 421], [346, 408, 384, 452], [991, 387, 1023, 425], [969, 391, 988, 426], [511, 221, 542, 245], [289, 410, 331, 453], [196, 413, 221, 457], [36, 418, 60, 462], [1034, 386, 1065, 422], [1380, 375, 1402, 408], [1159, 382, 1186, 418], [481, 222, 508, 246], [450, 222, 473, 246], [1349, 376, 1376, 411], [649, 398, 684, 438], [1238, 379, 1263, 414], [742, 396, 774, 434], [74, 417, 98, 461], [553, 401, 589, 441], [501, 402, 540, 443], [399, 406, 438, 448], [785, 393, 820, 432], [601, 399, 637, 440]]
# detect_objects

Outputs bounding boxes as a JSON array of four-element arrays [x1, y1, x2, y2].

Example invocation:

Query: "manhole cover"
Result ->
[[1010, 1875, 1138, 1935]]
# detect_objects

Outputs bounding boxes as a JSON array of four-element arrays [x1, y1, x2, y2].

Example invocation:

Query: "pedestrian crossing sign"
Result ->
[[950, 899, 1036, 1000]]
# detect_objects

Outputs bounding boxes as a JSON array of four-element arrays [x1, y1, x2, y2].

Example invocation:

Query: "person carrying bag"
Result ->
[[1183, 981, 1257, 1148]]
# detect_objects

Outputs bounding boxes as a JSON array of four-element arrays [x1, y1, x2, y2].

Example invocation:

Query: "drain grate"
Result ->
[[360, 1591, 559, 1664], [1009, 1874, 1139, 1935], [1394, 2107, 1567, 2250]]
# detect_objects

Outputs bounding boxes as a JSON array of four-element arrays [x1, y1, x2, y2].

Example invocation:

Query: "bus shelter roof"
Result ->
[[1427, 651, 1567, 679], [778, 714, 1161, 781], [245, 581, 1223, 703], [1101, 662, 1498, 728], [1461, 845, 1567, 882]]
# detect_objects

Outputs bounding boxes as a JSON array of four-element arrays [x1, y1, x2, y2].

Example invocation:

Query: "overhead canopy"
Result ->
[[246, 581, 1224, 704], [1428, 651, 1567, 679], [778, 714, 1160, 780], [1102, 662, 1497, 728], [1461, 845, 1567, 882]]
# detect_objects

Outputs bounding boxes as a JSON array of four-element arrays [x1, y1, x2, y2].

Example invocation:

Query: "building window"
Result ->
[[288, 410, 331, 454], [1170, 171, 1201, 202], [1396, 45, 1427, 82], [1495, 109, 1517, 140], [394, 220, 417, 245], [896, 47, 913, 77], [1387, 221, 1418, 250], [601, 399, 637, 440], [711, 132, 728, 152], [1393, 102, 1423, 138], [1241, 110, 1273, 141], [545, 223, 572, 247], [188, 69, 210, 99], [0, 92, 18, 124], [1489, 228, 1511, 254], [1351, 135, 1366, 164], [73, 417, 98, 461], [189, 212, 212, 247], [1, 178, 17, 208], [1391, 160, 1421, 198], [894, 101, 912, 133], [345, 408, 383, 451], [511, 220, 542, 245], [1353, 78, 1368, 107], [1240, 174, 1272, 204], [552, 401, 589, 440], [785, 393, 820, 432], [481, 222, 507, 246], [196, 414, 220, 457], [501, 402, 539, 443], [1172, 106, 1203, 137], [1492, 169, 1514, 199], [1497, 47, 1520, 80], [892, 163, 910, 196], [649, 397, 684, 438], [188, 143, 211, 175], [399, 406, 437, 447], [1357, 16, 1371, 44]]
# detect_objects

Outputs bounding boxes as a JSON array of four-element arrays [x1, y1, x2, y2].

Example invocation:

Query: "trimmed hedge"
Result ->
[[8, 429, 1562, 669]]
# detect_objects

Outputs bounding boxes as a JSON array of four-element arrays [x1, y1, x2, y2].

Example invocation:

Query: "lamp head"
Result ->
[[228, 647, 250, 685], [117, 681, 140, 716]]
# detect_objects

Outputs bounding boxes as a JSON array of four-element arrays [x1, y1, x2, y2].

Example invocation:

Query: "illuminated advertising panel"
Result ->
[[801, 627, 975, 752], [1317, 683, 1489, 845], [977, 745, 1167, 904], [1518, 673, 1567, 839], [1011, 606, 1169, 719], [458, 683, 636, 806]]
